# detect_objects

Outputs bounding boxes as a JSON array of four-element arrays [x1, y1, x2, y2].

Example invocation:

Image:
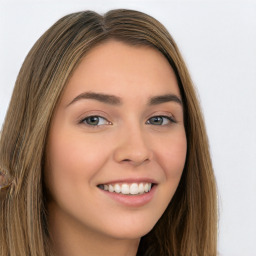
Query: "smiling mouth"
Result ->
[[97, 182, 154, 195]]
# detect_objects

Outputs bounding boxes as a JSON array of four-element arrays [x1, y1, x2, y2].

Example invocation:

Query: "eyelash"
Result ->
[[146, 115, 177, 126], [80, 115, 177, 128], [80, 116, 111, 127]]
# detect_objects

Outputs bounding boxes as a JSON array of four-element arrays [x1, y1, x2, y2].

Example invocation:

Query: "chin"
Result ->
[[102, 217, 157, 240]]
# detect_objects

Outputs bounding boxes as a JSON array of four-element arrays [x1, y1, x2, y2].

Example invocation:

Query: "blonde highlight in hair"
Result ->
[[0, 9, 217, 255]]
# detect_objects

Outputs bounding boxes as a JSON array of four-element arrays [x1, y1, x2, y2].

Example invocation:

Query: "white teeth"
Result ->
[[130, 183, 139, 195], [99, 182, 153, 195], [109, 184, 114, 192], [114, 184, 121, 193], [121, 184, 130, 194], [138, 183, 144, 194]]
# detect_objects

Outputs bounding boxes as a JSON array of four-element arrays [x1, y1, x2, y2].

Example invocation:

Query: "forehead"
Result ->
[[61, 40, 180, 104]]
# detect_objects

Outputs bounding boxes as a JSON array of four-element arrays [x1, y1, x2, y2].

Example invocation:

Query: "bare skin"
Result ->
[[45, 40, 187, 256]]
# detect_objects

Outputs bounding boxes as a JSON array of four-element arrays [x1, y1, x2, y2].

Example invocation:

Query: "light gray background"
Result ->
[[1, 1, 256, 255]]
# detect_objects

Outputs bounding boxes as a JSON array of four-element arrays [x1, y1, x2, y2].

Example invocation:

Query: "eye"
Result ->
[[146, 116, 176, 126], [81, 116, 110, 126]]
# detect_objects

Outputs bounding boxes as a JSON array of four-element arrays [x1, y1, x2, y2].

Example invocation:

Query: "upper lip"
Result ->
[[97, 178, 158, 185]]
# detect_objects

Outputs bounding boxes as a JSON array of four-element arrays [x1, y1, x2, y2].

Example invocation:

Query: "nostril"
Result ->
[[113, 142, 151, 165]]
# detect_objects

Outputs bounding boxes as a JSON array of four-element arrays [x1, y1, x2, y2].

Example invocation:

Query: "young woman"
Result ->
[[0, 9, 218, 256]]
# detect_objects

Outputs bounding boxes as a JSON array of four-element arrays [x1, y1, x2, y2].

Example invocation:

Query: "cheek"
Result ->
[[44, 132, 110, 196], [147, 131, 186, 223], [155, 131, 187, 179]]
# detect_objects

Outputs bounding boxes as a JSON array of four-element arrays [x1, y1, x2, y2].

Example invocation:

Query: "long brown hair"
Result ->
[[0, 9, 217, 255]]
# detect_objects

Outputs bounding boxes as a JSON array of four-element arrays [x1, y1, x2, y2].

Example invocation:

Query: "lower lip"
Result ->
[[99, 185, 157, 207]]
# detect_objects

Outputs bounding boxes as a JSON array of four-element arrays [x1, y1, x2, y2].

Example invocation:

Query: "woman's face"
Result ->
[[45, 40, 187, 240]]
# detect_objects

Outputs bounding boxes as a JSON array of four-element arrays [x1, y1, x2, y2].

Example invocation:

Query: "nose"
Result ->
[[113, 125, 152, 166]]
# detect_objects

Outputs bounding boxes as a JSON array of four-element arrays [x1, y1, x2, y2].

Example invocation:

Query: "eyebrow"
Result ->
[[149, 94, 182, 106], [66, 91, 182, 107], [66, 92, 122, 107]]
